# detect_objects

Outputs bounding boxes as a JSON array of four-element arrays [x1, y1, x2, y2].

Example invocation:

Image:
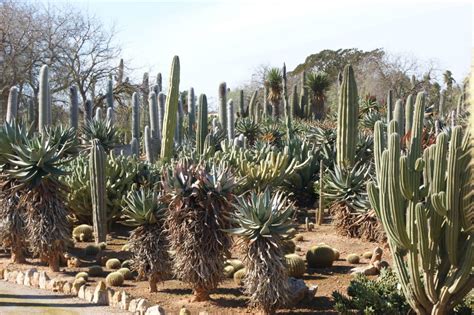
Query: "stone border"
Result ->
[[0, 267, 165, 315]]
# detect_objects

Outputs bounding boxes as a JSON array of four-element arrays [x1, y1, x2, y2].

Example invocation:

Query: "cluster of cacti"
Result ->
[[223, 259, 244, 278], [306, 244, 336, 268], [90, 139, 107, 243], [368, 92, 473, 314]]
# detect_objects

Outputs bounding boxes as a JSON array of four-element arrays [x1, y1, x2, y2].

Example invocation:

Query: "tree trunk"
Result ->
[[48, 253, 60, 272], [149, 273, 158, 293], [272, 101, 280, 119], [192, 287, 210, 302], [11, 246, 25, 264]]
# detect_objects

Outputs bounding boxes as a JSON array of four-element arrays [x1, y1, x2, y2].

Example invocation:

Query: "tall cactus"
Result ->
[[336, 65, 358, 169], [144, 125, 153, 163], [94, 107, 102, 121], [188, 87, 195, 135], [156, 73, 162, 93], [386, 89, 394, 122], [6, 86, 18, 124], [218, 82, 227, 133], [263, 85, 269, 117], [106, 107, 114, 125], [238, 89, 245, 117], [132, 92, 140, 139], [27, 98, 35, 125], [130, 137, 139, 156], [299, 71, 308, 119], [368, 92, 473, 315], [106, 77, 114, 109], [149, 92, 159, 139], [439, 89, 446, 117], [141, 73, 150, 128], [90, 139, 107, 244], [38, 65, 49, 133], [248, 90, 258, 121], [160, 56, 180, 161], [175, 99, 184, 146], [393, 99, 405, 136], [227, 99, 234, 141], [196, 94, 208, 155], [84, 100, 92, 125], [69, 86, 79, 129], [405, 94, 414, 134], [157, 92, 165, 146], [282, 63, 291, 142], [290, 85, 299, 119]]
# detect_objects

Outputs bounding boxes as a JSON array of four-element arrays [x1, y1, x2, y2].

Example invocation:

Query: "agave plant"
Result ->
[[163, 161, 235, 301], [228, 189, 295, 315], [81, 118, 117, 152], [3, 127, 78, 271], [260, 123, 285, 149], [265, 68, 283, 118], [235, 118, 261, 146], [305, 72, 331, 120], [360, 111, 383, 130], [0, 121, 31, 263], [121, 187, 170, 292]]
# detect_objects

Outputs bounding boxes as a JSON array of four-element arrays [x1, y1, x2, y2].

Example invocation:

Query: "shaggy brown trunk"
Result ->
[[149, 273, 158, 293], [48, 253, 60, 272], [11, 246, 25, 264], [312, 95, 325, 120], [271, 101, 280, 118], [192, 287, 210, 302]]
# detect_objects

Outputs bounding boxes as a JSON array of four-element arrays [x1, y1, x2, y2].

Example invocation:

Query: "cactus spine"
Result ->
[[69, 86, 79, 129], [132, 92, 140, 139], [188, 87, 195, 135], [386, 89, 394, 122], [368, 92, 473, 314], [90, 139, 107, 243], [218, 82, 227, 133], [38, 65, 49, 133], [6, 86, 18, 124], [336, 65, 358, 169], [106, 77, 114, 109], [160, 56, 180, 161], [196, 94, 208, 155], [393, 99, 405, 136], [144, 125, 153, 163], [227, 99, 234, 141]]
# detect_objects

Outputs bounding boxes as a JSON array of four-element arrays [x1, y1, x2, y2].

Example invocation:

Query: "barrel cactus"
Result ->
[[105, 258, 121, 269], [346, 254, 360, 264], [72, 224, 93, 242], [106, 272, 124, 286], [306, 245, 336, 268], [88, 265, 104, 277], [284, 254, 305, 278], [75, 272, 89, 281], [118, 268, 133, 280]]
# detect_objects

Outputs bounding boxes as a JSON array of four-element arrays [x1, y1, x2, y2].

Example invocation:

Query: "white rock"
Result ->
[[287, 277, 309, 306], [111, 290, 121, 308], [16, 271, 24, 285], [78, 285, 87, 299], [38, 271, 49, 289], [63, 282, 72, 295], [128, 298, 140, 312], [136, 298, 151, 314], [92, 281, 108, 305], [120, 291, 131, 310], [3, 270, 9, 281], [145, 305, 166, 315], [84, 287, 94, 302], [23, 268, 37, 286], [308, 285, 318, 298], [31, 272, 40, 287], [8, 270, 18, 283]]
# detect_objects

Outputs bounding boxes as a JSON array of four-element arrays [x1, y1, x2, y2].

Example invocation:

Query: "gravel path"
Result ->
[[0, 281, 129, 314]]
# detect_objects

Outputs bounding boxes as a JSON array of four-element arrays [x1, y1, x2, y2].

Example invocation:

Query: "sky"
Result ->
[[49, 0, 472, 106]]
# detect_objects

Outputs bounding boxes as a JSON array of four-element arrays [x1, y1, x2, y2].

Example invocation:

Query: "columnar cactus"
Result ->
[[248, 90, 258, 121], [38, 65, 49, 133], [282, 63, 291, 142], [106, 107, 114, 125], [263, 85, 269, 117], [299, 71, 308, 119], [132, 92, 140, 139], [106, 77, 114, 109], [218, 82, 227, 133], [386, 89, 393, 122], [439, 89, 446, 117], [27, 98, 35, 125], [6, 86, 18, 124], [405, 94, 414, 134], [238, 90, 245, 117], [149, 92, 159, 139], [393, 99, 405, 136], [188, 87, 195, 135], [368, 92, 473, 315], [175, 99, 184, 146], [336, 64, 358, 169], [291, 85, 299, 119], [196, 94, 208, 155], [90, 139, 107, 243], [156, 73, 162, 93], [144, 125, 153, 163], [160, 56, 180, 161], [142, 73, 150, 128], [84, 100, 93, 124], [94, 107, 102, 121], [69, 86, 79, 129], [157, 92, 165, 145], [130, 137, 139, 156], [227, 99, 234, 141]]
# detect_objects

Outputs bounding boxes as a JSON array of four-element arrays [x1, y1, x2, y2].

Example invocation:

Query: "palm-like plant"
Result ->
[[228, 189, 295, 315], [3, 128, 78, 271], [81, 119, 117, 152], [121, 188, 170, 292], [265, 68, 283, 118], [305, 72, 331, 120], [163, 161, 235, 301]]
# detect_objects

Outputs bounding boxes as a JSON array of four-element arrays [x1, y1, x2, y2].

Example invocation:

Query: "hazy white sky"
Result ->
[[59, 0, 472, 104]]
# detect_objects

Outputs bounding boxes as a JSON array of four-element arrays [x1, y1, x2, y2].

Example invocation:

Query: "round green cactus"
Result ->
[[226, 259, 244, 272], [73, 277, 86, 289], [118, 268, 133, 280], [223, 265, 235, 278], [72, 224, 93, 242], [105, 258, 121, 269], [121, 260, 132, 269], [105, 272, 124, 287], [233, 268, 246, 286], [281, 239, 296, 254], [84, 244, 100, 256], [306, 245, 335, 268], [75, 272, 89, 281], [284, 254, 305, 278], [87, 265, 103, 277], [98, 242, 107, 250], [362, 251, 373, 259], [346, 254, 360, 264], [333, 249, 340, 260]]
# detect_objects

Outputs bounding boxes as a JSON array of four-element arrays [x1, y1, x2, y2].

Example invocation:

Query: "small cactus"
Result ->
[[218, 82, 227, 134], [306, 245, 335, 268], [73, 278, 86, 291], [87, 265, 104, 277], [75, 272, 89, 281], [362, 251, 373, 259], [118, 268, 133, 280], [233, 268, 246, 286], [105, 258, 121, 269], [121, 260, 132, 268], [293, 234, 304, 242], [346, 254, 360, 264], [72, 224, 93, 242], [105, 272, 124, 286], [333, 249, 340, 260], [281, 239, 296, 254], [223, 265, 234, 278], [226, 259, 244, 272], [6, 86, 18, 124], [284, 254, 306, 278], [84, 244, 101, 256], [98, 242, 107, 250]]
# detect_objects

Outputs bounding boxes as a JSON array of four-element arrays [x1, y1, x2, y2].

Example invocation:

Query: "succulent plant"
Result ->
[[121, 260, 132, 269], [84, 244, 101, 256], [362, 251, 373, 259], [72, 224, 93, 242], [106, 272, 124, 286], [306, 245, 335, 268], [118, 268, 133, 280], [223, 265, 235, 278], [81, 119, 118, 153], [233, 268, 246, 286], [105, 258, 121, 269], [281, 239, 296, 254], [87, 265, 103, 277], [346, 254, 360, 264], [284, 254, 305, 278], [75, 272, 89, 281], [333, 249, 340, 260], [6, 87, 18, 124]]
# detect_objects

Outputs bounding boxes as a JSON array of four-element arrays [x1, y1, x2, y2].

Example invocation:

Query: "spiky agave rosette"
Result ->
[[4, 126, 77, 271], [121, 188, 170, 292], [228, 190, 296, 314], [163, 161, 234, 301]]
